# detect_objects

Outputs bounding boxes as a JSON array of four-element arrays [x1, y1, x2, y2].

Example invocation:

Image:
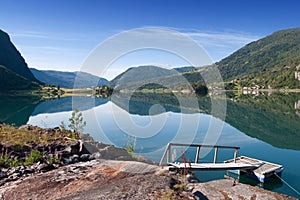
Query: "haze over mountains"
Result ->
[[0, 28, 300, 90], [30, 68, 109, 88]]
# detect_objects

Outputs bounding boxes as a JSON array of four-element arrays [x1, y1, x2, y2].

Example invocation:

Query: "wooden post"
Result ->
[[213, 147, 218, 164], [234, 148, 238, 163], [195, 146, 201, 163], [159, 143, 170, 166], [167, 144, 171, 163]]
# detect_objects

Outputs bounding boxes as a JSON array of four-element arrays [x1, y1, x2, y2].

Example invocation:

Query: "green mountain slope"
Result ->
[[30, 68, 109, 88], [109, 65, 206, 91], [0, 65, 39, 90], [216, 28, 300, 88], [110, 65, 176, 87], [0, 29, 40, 90]]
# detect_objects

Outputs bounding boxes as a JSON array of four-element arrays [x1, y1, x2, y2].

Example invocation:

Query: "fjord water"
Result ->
[[1, 93, 300, 198]]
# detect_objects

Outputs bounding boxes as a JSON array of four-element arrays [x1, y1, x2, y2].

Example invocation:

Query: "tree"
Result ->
[[68, 108, 86, 133], [191, 83, 208, 96]]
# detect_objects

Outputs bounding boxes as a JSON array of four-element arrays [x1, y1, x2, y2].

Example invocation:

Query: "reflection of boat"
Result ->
[[225, 156, 284, 183], [225, 171, 284, 190]]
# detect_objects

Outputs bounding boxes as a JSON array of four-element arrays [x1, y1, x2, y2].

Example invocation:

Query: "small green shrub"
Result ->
[[125, 143, 135, 156], [173, 183, 186, 191], [68, 108, 86, 134], [48, 153, 60, 164], [23, 150, 42, 166], [8, 156, 19, 167]]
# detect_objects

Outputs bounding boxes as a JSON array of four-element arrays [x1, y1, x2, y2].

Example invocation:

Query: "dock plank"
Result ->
[[168, 162, 259, 170]]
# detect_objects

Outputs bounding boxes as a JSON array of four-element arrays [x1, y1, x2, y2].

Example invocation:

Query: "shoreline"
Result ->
[[0, 124, 298, 199], [0, 159, 297, 199]]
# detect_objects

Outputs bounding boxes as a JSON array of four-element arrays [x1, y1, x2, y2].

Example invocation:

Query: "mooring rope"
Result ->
[[274, 173, 300, 197]]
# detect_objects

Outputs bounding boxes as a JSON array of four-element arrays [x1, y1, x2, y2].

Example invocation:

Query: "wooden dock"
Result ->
[[168, 162, 260, 171], [160, 143, 284, 183], [225, 156, 284, 183]]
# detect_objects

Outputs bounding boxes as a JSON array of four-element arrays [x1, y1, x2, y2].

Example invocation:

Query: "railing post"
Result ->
[[159, 143, 170, 166], [234, 148, 238, 163], [167, 144, 171, 163], [213, 147, 218, 164], [195, 146, 201, 163]]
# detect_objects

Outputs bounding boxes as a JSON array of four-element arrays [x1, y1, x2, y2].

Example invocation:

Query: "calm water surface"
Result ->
[[1, 93, 300, 198]]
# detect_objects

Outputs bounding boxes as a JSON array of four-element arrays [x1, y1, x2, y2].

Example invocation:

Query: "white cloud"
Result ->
[[9, 27, 262, 75], [119, 27, 261, 62], [11, 30, 96, 42], [180, 29, 261, 61]]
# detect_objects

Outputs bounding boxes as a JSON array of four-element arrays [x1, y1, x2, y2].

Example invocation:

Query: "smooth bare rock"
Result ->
[[189, 179, 297, 200], [0, 160, 170, 200], [0, 160, 297, 200]]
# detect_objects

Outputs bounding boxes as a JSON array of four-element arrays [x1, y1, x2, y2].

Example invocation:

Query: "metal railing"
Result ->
[[159, 143, 240, 166]]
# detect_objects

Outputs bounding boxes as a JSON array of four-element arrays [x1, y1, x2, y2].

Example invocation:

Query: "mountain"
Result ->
[[30, 68, 109, 88], [0, 29, 40, 90], [109, 65, 206, 91], [110, 65, 176, 88], [119, 28, 300, 89], [0, 65, 39, 90], [174, 66, 196, 73], [216, 28, 300, 88]]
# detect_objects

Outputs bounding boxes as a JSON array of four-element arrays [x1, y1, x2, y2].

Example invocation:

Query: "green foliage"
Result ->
[[0, 146, 61, 167], [48, 153, 60, 164], [23, 150, 42, 166], [0, 65, 40, 90], [125, 144, 135, 156], [124, 136, 136, 156], [172, 183, 186, 191], [96, 85, 113, 97], [191, 83, 208, 96], [216, 28, 300, 88], [0, 147, 21, 167], [138, 83, 168, 90], [0, 148, 10, 167], [110, 65, 208, 92], [68, 108, 86, 134], [110, 65, 176, 88], [0, 124, 73, 146], [8, 156, 19, 167]]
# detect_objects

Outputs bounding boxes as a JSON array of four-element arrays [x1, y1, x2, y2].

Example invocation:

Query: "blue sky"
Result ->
[[1, 0, 300, 79]]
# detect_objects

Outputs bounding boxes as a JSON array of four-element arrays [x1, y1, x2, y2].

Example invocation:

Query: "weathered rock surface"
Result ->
[[189, 179, 297, 200], [0, 125, 297, 199], [0, 160, 171, 200], [0, 160, 297, 200], [0, 125, 151, 187]]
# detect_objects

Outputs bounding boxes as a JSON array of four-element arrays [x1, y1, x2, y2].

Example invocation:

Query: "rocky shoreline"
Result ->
[[0, 159, 296, 200], [0, 125, 297, 199], [0, 124, 144, 188]]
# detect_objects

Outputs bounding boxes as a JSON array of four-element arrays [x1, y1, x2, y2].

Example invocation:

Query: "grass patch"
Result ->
[[0, 124, 75, 146]]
